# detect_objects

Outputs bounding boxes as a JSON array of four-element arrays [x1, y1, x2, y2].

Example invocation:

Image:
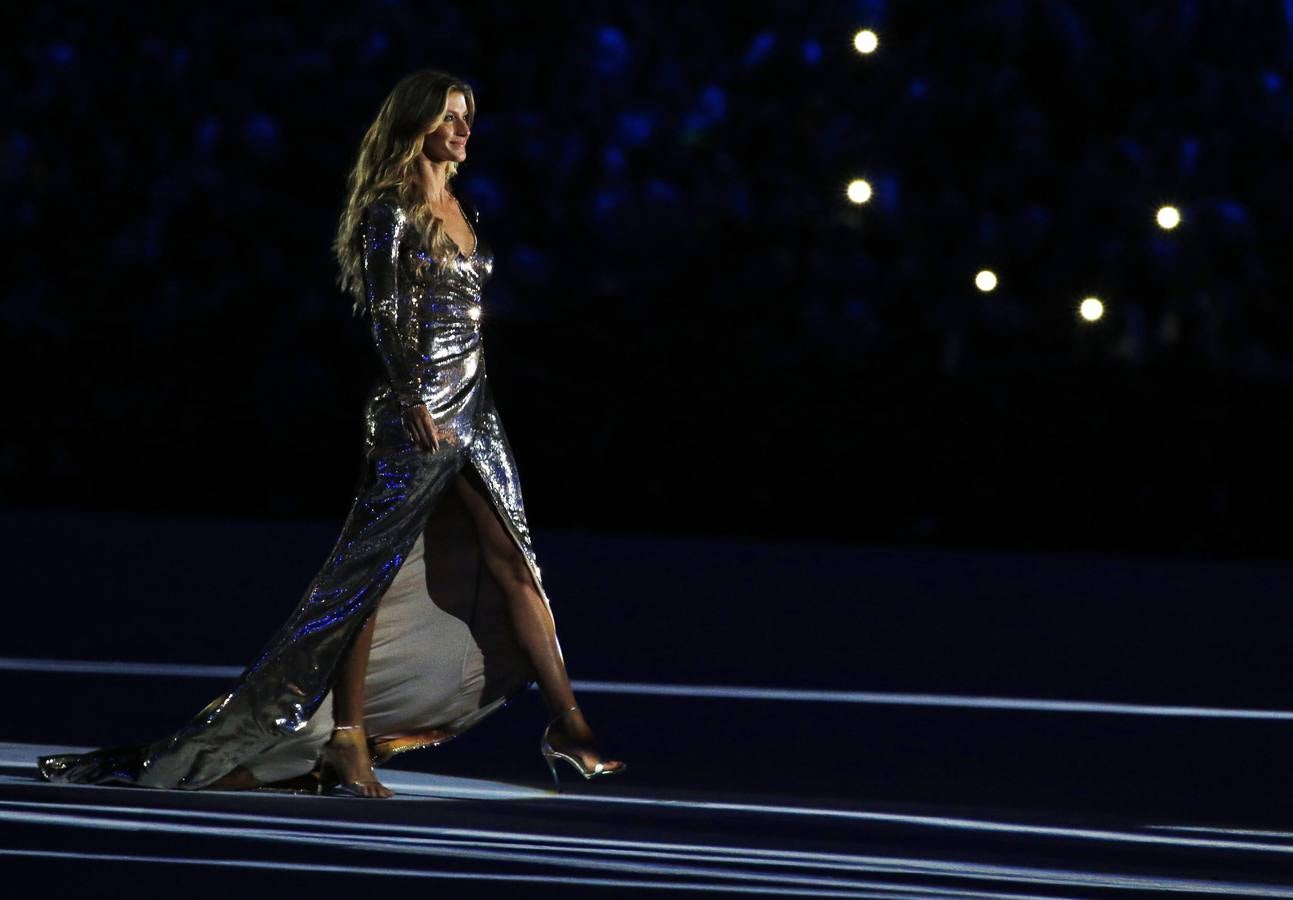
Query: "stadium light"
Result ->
[[1156, 205, 1181, 230], [853, 30, 879, 54], [846, 179, 873, 204]]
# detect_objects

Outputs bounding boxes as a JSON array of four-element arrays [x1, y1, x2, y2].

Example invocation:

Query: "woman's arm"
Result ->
[[360, 200, 425, 410]]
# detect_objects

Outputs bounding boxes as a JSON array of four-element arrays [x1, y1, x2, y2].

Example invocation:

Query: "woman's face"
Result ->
[[421, 90, 471, 165]]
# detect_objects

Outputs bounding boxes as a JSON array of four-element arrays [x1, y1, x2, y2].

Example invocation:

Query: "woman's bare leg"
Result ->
[[334, 607, 378, 726], [205, 765, 261, 790], [452, 472, 624, 773], [326, 607, 395, 797], [208, 607, 391, 794]]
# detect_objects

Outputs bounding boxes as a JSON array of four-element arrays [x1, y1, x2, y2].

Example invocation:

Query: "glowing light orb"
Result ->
[[853, 30, 879, 54], [846, 179, 872, 204], [1079, 297, 1104, 322], [468, 305, 482, 321], [1156, 205, 1181, 230], [975, 270, 998, 292]]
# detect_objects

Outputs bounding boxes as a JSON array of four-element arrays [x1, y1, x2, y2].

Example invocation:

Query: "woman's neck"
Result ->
[[416, 156, 453, 205]]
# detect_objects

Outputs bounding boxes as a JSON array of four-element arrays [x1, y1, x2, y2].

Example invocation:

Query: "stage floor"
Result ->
[[4, 678, 1293, 897], [4, 510, 1292, 895]]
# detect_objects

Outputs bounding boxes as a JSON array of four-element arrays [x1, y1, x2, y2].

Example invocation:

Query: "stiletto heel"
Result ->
[[317, 724, 395, 798], [539, 704, 627, 789]]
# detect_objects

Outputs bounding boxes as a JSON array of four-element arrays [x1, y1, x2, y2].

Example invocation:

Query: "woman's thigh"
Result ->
[[452, 470, 534, 593]]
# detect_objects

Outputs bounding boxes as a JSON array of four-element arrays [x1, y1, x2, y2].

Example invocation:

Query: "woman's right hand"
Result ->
[[401, 403, 441, 452]]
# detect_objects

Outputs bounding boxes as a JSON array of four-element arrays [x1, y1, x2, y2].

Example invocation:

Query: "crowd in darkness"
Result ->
[[6, 1, 1293, 558]]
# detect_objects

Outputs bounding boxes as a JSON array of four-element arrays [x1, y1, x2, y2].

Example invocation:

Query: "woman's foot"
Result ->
[[543, 706, 626, 776], [320, 724, 395, 798]]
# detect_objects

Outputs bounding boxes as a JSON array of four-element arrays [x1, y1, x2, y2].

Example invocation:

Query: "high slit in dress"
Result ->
[[36, 193, 557, 790]]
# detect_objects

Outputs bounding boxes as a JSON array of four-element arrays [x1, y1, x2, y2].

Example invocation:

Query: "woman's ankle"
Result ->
[[551, 713, 598, 743], [328, 724, 369, 744]]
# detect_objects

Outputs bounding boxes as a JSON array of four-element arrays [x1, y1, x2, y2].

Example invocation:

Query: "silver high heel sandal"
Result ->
[[317, 724, 395, 798], [540, 704, 627, 789]]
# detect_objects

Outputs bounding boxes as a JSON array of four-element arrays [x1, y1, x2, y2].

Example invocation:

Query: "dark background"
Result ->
[[7, 9, 1293, 878], [6, 0, 1293, 560]]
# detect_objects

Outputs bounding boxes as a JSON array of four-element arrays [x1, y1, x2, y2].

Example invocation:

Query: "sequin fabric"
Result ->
[[36, 194, 556, 790]]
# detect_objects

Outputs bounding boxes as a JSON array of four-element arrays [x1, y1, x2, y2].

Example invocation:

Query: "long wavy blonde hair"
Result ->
[[334, 69, 477, 315]]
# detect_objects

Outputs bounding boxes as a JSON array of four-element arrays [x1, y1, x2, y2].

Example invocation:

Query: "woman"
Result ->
[[36, 69, 626, 797]]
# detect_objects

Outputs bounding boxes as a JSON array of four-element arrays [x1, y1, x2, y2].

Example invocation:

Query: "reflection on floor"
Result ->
[[5, 510, 1293, 895], [5, 686, 1293, 898]]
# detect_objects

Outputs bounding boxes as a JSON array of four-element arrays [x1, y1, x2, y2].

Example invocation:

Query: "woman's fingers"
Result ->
[[425, 410, 442, 452], [403, 408, 422, 450], [404, 405, 442, 453]]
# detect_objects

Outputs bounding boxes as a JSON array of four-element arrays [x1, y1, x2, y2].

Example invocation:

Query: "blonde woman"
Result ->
[[38, 69, 626, 797]]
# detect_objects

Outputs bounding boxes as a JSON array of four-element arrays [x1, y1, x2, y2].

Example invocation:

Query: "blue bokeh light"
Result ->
[[242, 114, 280, 155], [595, 25, 630, 76], [744, 30, 776, 67]]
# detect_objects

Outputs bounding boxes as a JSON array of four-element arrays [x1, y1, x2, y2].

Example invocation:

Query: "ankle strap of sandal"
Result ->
[[333, 723, 364, 731]]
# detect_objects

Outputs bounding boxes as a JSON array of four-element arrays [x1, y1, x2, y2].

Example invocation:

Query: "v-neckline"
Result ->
[[446, 191, 479, 259]]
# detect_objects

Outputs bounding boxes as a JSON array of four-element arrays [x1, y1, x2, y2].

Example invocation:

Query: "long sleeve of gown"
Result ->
[[360, 200, 426, 410]]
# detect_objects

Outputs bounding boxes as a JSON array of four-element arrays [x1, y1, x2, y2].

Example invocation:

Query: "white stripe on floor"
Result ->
[[2, 655, 1290, 721]]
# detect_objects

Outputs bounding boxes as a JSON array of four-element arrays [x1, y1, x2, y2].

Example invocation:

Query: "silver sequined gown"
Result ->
[[37, 193, 558, 790]]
